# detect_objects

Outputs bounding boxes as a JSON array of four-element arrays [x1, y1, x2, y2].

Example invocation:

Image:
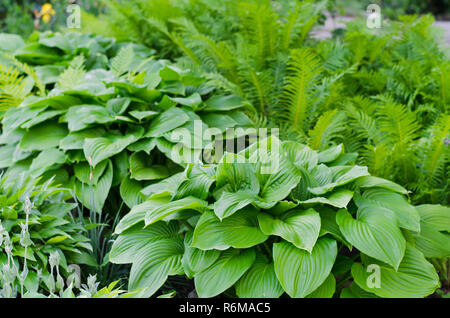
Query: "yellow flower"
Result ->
[[40, 3, 56, 23]]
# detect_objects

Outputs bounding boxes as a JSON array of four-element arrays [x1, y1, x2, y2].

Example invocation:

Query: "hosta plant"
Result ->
[[0, 31, 254, 214], [0, 175, 92, 296], [110, 136, 449, 298]]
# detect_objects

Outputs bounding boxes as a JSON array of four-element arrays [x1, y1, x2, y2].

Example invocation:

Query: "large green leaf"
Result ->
[[74, 160, 113, 212], [258, 208, 320, 252], [308, 165, 369, 195], [59, 127, 106, 151], [144, 196, 208, 226], [182, 231, 220, 279], [415, 204, 450, 231], [336, 207, 405, 270], [83, 126, 144, 167], [20, 121, 68, 151], [235, 253, 284, 298], [273, 238, 337, 298], [352, 245, 440, 298], [306, 274, 336, 298], [214, 190, 258, 220], [172, 165, 215, 200], [65, 105, 114, 131], [202, 95, 244, 112], [145, 107, 190, 137], [114, 197, 171, 234], [354, 176, 408, 195], [129, 236, 185, 297], [358, 188, 420, 232], [298, 189, 353, 208], [192, 208, 268, 250], [129, 151, 170, 181], [195, 248, 256, 298], [120, 177, 145, 209], [110, 221, 180, 264]]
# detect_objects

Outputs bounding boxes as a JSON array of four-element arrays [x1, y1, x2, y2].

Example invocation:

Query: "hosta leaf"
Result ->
[[170, 93, 202, 109], [413, 222, 450, 258], [202, 95, 244, 112], [145, 196, 208, 226], [273, 238, 337, 298], [110, 221, 180, 264], [336, 207, 405, 270], [195, 248, 256, 298], [340, 282, 378, 298], [358, 188, 420, 232], [129, 236, 184, 297], [258, 208, 320, 252], [120, 177, 145, 209], [140, 172, 184, 198], [74, 160, 108, 185], [114, 197, 171, 234], [192, 208, 268, 250], [129, 152, 170, 181], [298, 189, 353, 208], [29, 148, 65, 176], [65, 105, 114, 131], [20, 121, 68, 151], [172, 165, 215, 200], [235, 253, 284, 298], [21, 109, 65, 129], [74, 160, 113, 212], [182, 231, 220, 279], [308, 165, 369, 195], [253, 150, 301, 208], [352, 245, 440, 298], [318, 144, 343, 163], [145, 107, 190, 137], [415, 204, 450, 231], [83, 126, 144, 167], [213, 190, 257, 220], [59, 127, 105, 151], [282, 141, 318, 171], [354, 176, 408, 195], [306, 274, 336, 298]]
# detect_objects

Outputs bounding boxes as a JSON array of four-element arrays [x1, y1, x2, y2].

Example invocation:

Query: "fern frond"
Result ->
[[278, 48, 322, 132], [308, 109, 346, 150], [2, 54, 45, 96], [56, 55, 86, 91], [111, 44, 134, 77], [0, 64, 28, 111], [420, 114, 450, 186]]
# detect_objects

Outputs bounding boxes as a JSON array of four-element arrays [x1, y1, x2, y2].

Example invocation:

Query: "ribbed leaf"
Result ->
[[182, 231, 220, 278], [258, 208, 320, 252], [129, 236, 185, 297], [306, 274, 336, 298], [110, 222, 180, 264], [195, 248, 256, 298], [20, 121, 67, 151], [83, 126, 144, 167], [352, 245, 440, 298], [273, 238, 337, 298], [358, 188, 420, 232], [145, 196, 208, 226], [235, 253, 283, 298], [336, 207, 405, 270], [74, 159, 113, 212], [114, 197, 171, 234], [192, 208, 267, 250]]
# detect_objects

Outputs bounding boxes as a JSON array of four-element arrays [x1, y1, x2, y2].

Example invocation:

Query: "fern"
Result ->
[[110, 45, 134, 77], [308, 109, 346, 150], [278, 48, 322, 132], [0, 64, 28, 111], [56, 55, 86, 91]]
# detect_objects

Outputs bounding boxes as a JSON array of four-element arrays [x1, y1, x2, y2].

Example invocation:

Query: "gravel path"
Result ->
[[311, 14, 450, 46]]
